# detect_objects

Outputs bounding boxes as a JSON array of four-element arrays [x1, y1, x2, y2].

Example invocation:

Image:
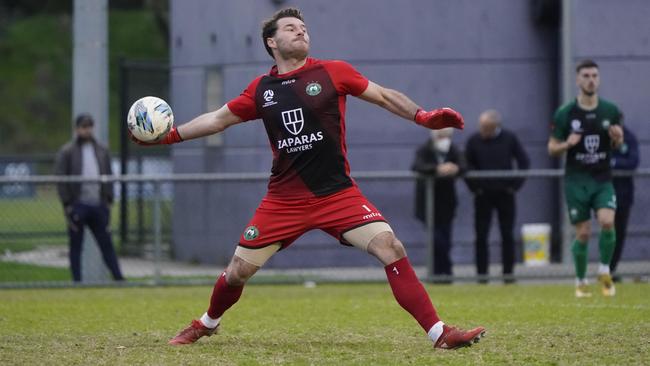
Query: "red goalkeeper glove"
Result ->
[[414, 108, 464, 130], [129, 126, 183, 146]]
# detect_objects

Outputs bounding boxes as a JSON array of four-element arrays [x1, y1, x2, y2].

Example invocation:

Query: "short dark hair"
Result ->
[[75, 113, 94, 127], [261, 7, 304, 59], [576, 59, 599, 73]]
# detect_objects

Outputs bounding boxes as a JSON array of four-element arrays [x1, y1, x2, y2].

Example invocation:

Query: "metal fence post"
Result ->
[[137, 155, 144, 246], [425, 176, 435, 280], [119, 58, 130, 249], [152, 180, 162, 285]]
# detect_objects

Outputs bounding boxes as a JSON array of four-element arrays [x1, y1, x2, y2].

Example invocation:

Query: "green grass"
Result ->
[[0, 194, 172, 253], [0, 262, 70, 282], [0, 283, 648, 365]]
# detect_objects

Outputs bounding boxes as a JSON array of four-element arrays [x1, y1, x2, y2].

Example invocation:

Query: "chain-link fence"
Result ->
[[1, 169, 648, 288]]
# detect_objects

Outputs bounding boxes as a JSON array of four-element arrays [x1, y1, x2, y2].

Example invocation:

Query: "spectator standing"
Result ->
[[412, 128, 464, 282], [610, 125, 639, 281], [465, 109, 530, 283], [55, 114, 124, 282]]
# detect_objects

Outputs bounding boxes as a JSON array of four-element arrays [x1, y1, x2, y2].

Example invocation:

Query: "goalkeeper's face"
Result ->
[[269, 17, 310, 60]]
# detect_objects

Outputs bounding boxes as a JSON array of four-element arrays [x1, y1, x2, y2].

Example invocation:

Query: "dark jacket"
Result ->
[[612, 126, 639, 207], [54, 137, 114, 207], [464, 128, 530, 194], [412, 140, 464, 224]]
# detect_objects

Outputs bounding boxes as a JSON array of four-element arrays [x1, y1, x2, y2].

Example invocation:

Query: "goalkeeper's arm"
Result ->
[[357, 81, 464, 130], [133, 104, 243, 145]]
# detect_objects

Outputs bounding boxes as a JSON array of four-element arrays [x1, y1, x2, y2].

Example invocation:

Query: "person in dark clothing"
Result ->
[[412, 128, 464, 281], [465, 109, 530, 283], [610, 125, 639, 281], [54, 114, 124, 282]]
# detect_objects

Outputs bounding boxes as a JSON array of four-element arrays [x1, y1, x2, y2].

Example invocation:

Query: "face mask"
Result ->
[[434, 137, 451, 153]]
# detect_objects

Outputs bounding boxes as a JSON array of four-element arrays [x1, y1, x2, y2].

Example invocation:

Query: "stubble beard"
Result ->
[[278, 39, 309, 61], [580, 86, 596, 97], [281, 48, 308, 61]]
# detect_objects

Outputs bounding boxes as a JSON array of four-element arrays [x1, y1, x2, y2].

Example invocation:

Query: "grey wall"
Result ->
[[169, 0, 649, 267]]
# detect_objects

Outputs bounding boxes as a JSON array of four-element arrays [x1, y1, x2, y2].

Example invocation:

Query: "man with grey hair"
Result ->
[[465, 109, 529, 283], [412, 128, 464, 282]]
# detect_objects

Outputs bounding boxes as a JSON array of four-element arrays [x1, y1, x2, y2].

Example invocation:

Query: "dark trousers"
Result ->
[[610, 204, 631, 273], [474, 191, 516, 276], [67, 203, 124, 282], [433, 220, 453, 276]]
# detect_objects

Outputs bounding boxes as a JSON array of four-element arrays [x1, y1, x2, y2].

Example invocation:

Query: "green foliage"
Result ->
[[0, 10, 167, 155], [0, 14, 72, 154], [0, 283, 648, 365]]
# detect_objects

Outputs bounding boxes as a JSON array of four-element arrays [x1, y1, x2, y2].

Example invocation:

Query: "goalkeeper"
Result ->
[[135, 7, 484, 350]]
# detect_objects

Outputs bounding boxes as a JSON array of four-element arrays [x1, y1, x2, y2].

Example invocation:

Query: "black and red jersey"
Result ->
[[227, 58, 369, 199]]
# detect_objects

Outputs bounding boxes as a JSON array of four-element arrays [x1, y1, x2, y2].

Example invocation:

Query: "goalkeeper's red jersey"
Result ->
[[227, 58, 369, 199]]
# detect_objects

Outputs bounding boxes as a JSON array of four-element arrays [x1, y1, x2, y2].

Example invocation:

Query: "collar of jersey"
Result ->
[[270, 57, 317, 77]]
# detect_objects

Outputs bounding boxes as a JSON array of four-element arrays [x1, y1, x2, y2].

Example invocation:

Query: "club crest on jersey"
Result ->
[[306, 82, 322, 96], [602, 119, 611, 128], [243, 226, 259, 241], [281, 108, 304, 135]]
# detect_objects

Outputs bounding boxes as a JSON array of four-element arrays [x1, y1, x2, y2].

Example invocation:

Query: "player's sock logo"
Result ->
[[392, 266, 399, 275]]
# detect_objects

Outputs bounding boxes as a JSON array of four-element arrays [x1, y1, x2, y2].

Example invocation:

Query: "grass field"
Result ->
[[0, 193, 172, 253], [0, 283, 648, 365], [0, 262, 70, 282]]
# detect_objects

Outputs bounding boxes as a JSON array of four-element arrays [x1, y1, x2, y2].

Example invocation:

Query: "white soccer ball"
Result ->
[[127, 96, 174, 143]]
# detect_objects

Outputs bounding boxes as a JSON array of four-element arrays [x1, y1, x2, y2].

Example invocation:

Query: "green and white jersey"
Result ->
[[551, 98, 622, 181]]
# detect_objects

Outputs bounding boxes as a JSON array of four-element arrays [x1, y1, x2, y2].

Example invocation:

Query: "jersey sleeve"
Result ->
[[323, 60, 370, 96], [226, 76, 262, 122], [551, 107, 568, 140]]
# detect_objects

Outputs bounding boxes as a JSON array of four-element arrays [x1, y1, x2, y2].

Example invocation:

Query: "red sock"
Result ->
[[385, 257, 440, 332], [207, 272, 244, 319]]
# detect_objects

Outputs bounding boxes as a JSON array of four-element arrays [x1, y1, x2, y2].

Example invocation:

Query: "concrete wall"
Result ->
[[169, 0, 649, 267]]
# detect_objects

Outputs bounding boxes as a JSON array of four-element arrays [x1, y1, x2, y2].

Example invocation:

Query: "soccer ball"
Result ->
[[127, 96, 174, 143]]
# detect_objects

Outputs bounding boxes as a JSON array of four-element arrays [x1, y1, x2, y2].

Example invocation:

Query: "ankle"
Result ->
[[428, 321, 445, 343], [597, 264, 610, 275], [200, 312, 221, 329]]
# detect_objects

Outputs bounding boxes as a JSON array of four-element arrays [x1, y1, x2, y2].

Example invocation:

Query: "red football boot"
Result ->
[[434, 324, 485, 349], [168, 319, 219, 345]]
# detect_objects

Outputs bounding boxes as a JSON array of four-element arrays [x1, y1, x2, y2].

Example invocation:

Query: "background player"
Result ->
[[135, 7, 484, 349], [548, 59, 623, 297]]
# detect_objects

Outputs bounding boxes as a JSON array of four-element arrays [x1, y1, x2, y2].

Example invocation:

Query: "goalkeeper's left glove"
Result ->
[[414, 107, 464, 130]]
